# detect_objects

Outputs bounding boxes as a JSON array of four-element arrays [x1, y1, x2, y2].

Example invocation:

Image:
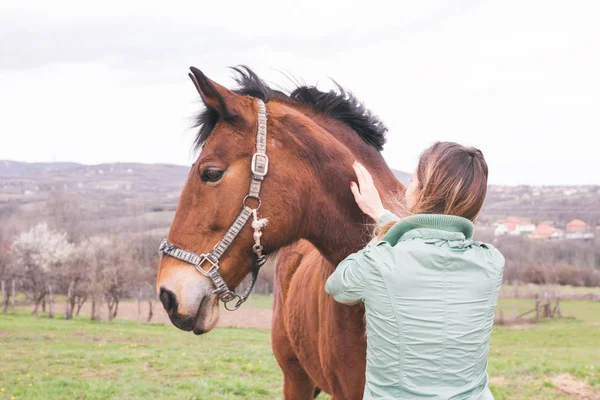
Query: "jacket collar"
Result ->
[[382, 214, 474, 245]]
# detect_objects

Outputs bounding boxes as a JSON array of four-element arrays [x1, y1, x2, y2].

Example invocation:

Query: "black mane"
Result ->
[[194, 66, 387, 151]]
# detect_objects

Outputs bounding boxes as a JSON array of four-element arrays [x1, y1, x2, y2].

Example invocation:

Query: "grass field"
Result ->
[[1, 299, 599, 400], [500, 284, 600, 298]]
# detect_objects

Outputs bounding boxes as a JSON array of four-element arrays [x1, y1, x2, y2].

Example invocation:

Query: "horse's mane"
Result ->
[[194, 66, 387, 151]]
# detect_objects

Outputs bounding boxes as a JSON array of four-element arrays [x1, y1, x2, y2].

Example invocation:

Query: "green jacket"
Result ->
[[325, 213, 504, 400]]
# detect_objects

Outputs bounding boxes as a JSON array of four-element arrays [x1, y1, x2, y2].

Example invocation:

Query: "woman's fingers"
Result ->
[[350, 161, 386, 220], [352, 163, 365, 189], [361, 164, 374, 183], [350, 181, 361, 201], [354, 162, 375, 192], [353, 162, 370, 190]]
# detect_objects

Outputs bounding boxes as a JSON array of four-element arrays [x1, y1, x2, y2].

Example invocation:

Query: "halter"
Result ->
[[158, 99, 269, 311]]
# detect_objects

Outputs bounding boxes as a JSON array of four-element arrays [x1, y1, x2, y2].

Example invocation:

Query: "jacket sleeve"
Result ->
[[325, 242, 389, 305], [378, 210, 400, 225]]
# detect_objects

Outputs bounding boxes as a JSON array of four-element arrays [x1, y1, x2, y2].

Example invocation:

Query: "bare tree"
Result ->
[[76, 235, 135, 321], [78, 237, 110, 321], [60, 245, 91, 320], [0, 242, 12, 313], [128, 233, 161, 322]]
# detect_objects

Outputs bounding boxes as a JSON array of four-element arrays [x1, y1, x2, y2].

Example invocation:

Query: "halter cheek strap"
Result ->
[[158, 99, 269, 311]]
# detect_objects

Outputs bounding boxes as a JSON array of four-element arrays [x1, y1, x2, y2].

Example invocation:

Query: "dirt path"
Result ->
[[23, 300, 273, 329]]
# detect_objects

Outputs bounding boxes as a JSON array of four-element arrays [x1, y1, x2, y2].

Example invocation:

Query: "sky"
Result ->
[[0, 0, 598, 185]]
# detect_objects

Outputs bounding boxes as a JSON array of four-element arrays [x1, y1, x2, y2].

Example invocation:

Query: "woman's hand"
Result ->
[[350, 161, 387, 221]]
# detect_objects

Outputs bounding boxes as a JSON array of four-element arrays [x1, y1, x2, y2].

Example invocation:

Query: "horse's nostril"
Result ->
[[159, 288, 177, 315]]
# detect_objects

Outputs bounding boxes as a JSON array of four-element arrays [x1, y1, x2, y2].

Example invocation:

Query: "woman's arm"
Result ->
[[325, 242, 388, 305], [324, 249, 370, 305], [325, 162, 398, 304]]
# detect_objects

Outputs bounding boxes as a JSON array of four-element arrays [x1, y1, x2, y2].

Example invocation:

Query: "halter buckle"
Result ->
[[195, 254, 219, 276], [251, 153, 269, 177]]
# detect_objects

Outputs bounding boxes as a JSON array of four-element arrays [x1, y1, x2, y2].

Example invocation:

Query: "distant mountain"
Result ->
[[0, 161, 409, 199], [0, 160, 189, 197], [1, 161, 598, 231], [0, 161, 190, 236], [481, 184, 600, 226], [0, 160, 82, 176]]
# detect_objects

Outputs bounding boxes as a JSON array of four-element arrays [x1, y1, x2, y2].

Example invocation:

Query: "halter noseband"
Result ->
[[158, 99, 269, 311]]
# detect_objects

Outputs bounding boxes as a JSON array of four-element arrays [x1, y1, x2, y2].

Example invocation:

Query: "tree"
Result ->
[[10, 223, 73, 316], [128, 233, 161, 322], [76, 235, 136, 321], [77, 236, 110, 320], [59, 245, 90, 320], [0, 241, 13, 313]]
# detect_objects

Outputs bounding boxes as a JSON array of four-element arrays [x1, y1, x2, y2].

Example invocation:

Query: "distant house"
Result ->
[[529, 223, 564, 240], [565, 219, 595, 240], [494, 216, 536, 237], [566, 219, 590, 232]]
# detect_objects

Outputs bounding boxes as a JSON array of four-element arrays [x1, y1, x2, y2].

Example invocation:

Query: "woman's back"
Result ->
[[328, 142, 502, 399], [326, 214, 504, 399]]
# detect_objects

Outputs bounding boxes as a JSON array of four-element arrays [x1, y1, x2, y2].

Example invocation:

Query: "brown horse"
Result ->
[[156, 66, 405, 399]]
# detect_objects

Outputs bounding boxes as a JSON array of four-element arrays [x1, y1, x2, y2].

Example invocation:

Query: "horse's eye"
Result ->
[[201, 168, 225, 183]]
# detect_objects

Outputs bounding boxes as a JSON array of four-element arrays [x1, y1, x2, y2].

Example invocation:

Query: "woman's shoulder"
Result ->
[[472, 241, 506, 268]]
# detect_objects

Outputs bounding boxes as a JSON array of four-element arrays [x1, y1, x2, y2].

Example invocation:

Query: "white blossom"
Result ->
[[11, 222, 74, 273]]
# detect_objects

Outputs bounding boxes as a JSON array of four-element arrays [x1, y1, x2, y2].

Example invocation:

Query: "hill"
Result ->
[[0, 161, 188, 237], [1, 161, 598, 237], [482, 185, 600, 226]]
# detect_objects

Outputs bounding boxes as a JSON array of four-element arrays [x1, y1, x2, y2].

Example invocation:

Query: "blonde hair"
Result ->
[[378, 142, 488, 239]]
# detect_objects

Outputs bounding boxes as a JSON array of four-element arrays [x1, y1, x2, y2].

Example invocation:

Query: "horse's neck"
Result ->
[[302, 120, 405, 265], [307, 113, 404, 210]]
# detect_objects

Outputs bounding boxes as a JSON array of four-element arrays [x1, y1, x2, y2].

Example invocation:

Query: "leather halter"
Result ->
[[158, 99, 269, 311]]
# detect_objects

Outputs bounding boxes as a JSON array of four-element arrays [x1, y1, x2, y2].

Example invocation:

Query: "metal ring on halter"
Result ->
[[252, 244, 263, 254], [243, 195, 262, 209], [223, 294, 244, 311]]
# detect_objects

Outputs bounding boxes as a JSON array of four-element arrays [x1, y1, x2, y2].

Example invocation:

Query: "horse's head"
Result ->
[[157, 67, 404, 334]]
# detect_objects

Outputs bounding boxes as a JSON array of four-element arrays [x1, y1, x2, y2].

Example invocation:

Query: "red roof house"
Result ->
[[529, 223, 563, 240], [566, 219, 590, 233]]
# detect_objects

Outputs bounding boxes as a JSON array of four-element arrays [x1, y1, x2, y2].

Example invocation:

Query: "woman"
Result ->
[[325, 142, 504, 400]]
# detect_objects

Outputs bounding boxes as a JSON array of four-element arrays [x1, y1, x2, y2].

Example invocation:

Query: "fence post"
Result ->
[[1, 281, 6, 314], [137, 288, 143, 324], [10, 280, 16, 312], [91, 297, 96, 321], [65, 281, 74, 320], [555, 295, 561, 318], [48, 285, 54, 318], [147, 300, 153, 322]]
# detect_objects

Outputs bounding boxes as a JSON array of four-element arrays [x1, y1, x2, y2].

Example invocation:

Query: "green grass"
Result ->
[[500, 284, 600, 296], [0, 312, 282, 400], [237, 294, 272, 310], [496, 297, 600, 319], [1, 301, 599, 399], [488, 300, 600, 399]]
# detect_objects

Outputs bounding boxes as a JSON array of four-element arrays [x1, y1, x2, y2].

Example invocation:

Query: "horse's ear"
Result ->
[[188, 66, 251, 124]]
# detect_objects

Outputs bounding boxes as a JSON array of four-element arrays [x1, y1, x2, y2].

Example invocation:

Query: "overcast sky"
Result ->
[[1, 0, 598, 185]]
